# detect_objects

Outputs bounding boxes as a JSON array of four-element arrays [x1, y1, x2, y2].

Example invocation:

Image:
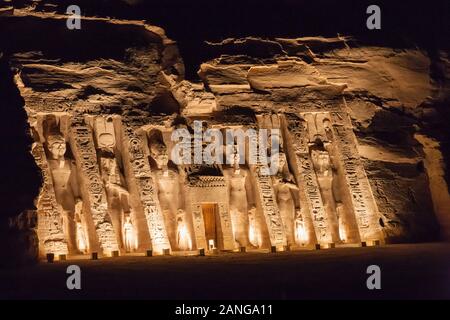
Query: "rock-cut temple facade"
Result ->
[[5, 9, 449, 258]]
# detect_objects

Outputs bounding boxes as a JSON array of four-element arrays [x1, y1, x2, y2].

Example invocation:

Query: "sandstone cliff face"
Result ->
[[194, 37, 449, 242], [1, 7, 449, 264], [0, 8, 184, 264]]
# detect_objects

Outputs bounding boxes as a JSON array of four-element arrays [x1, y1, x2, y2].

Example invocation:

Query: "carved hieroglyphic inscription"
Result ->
[[191, 203, 207, 250], [70, 117, 119, 253], [32, 143, 69, 255], [283, 113, 331, 243], [252, 168, 287, 247], [217, 202, 234, 250], [331, 112, 383, 241], [122, 126, 171, 253], [248, 119, 287, 247]]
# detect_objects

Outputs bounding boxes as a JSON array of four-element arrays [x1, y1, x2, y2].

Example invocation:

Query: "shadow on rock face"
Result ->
[[1, 211, 39, 268], [0, 56, 41, 267]]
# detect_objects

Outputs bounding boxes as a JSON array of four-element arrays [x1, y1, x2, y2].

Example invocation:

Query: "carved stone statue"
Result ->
[[46, 134, 82, 254], [123, 213, 136, 252], [311, 144, 342, 242], [224, 146, 253, 248], [95, 116, 132, 252], [100, 154, 131, 250], [272, 151, 299, 246], [149, 137, 186, 250], [176, 209, 192, 251]]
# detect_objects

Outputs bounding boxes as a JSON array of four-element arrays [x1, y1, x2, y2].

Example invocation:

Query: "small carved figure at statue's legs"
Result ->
[[76, 220, 88, 253], [336, 203, 346, 242], [176, 209, 192, 250], [248, 207, 260, 248], [123, 213, 136, 252]]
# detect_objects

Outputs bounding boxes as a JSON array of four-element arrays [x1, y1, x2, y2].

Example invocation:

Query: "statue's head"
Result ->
[[47, 135, 66, 159], [229, 146, 241, 169], [150, 140, 169, 169]]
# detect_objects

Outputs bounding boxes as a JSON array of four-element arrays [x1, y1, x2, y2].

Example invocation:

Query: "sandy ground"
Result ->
[[1, 243, 449, 299]]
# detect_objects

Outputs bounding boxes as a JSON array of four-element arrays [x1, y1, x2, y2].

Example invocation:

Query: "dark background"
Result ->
[[0, 0, 449, 223]]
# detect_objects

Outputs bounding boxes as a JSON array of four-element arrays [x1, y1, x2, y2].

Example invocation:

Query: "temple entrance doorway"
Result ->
[[202, 203, 218, 250]]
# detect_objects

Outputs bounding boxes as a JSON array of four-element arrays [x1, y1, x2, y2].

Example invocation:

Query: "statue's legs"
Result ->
[[279, 202, 296, 246], [111, 207, 124, 251], [322, 195, 340, 243], [176, 224, 191, 250], [63, 210, 78, 254], [233, 209, 251, 247], [107, 192, 125, 251], [164, 208, 178, 250]]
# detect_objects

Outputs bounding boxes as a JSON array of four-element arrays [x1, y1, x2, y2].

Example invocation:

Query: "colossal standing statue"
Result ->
[[272, 152, 299, 246], [95, 117, 133, 252], [46, 134, 82, 254], [149, 137, 186, 250], [311, 144, 344, 242], [224, 146, 253, 248]]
